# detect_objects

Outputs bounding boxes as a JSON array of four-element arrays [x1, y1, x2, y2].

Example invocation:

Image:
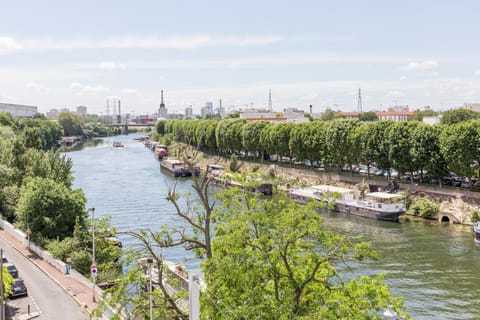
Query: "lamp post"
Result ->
[[140, 257, 154, 320], [88, 208, 97, 302]]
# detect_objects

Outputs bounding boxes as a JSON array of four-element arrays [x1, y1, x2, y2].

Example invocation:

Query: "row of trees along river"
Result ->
[[156, 115, 480, 185], [65, 133, 480, 320]]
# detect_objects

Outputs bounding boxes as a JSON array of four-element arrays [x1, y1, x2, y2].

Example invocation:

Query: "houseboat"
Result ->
[[154, 144, 168, 160], [160, 158, 199, 177], [290, 185, 405, 221], [112, 141, 125, 148], [210, 171, 273, 195], [473, 222, 480, 243]]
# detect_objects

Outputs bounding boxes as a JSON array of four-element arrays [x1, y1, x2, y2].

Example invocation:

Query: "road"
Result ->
[[0, 236, 88, 320]]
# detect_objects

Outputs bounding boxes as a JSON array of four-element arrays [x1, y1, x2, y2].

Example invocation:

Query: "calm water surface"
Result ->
[[66, 134, 480, 319]]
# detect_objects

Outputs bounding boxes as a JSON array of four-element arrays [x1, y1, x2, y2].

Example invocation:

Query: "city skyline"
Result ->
[[1, 1, 480, 115]]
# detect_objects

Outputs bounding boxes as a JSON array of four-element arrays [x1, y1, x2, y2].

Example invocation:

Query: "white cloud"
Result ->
[[16, 35, 284, 51], [386, 90, 405, 98], [0, 91, 15, 102], [27, 82, 49, 92], [122, 88, 138, 95], [401, 60, 439, 71], [475, 69, 480, 76], [77, 85, 110, 96], [70, 82, 83, 89], [0, 37, 22, 53], [99, 61, 125, 70], [399, 76, 407, 81]]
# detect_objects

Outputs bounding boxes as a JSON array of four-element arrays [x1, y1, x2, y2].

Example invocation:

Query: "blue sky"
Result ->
[[1, 0, 480, 115]]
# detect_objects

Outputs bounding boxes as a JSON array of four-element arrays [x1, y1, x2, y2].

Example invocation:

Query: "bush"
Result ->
[[472, 210, 480, 223], [229, 154, 238, 172], [408, 198, 439, 218]]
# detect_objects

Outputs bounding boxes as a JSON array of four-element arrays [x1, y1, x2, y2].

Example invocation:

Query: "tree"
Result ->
[[359, 111, 378, 122], [387, 122, 417, 179], [242, 121, 270, 160], [321, 108, 336, 121], [15, 177, 87, 244], [202, 191, 408, 319], [58, 112, 83, 136], [324, 119, 360, 171], [440, 108, 479, 125], [440, 120, 480, 178]]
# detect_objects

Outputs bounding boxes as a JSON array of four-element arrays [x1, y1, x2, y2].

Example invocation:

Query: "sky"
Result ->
[[2, 0, 480, 116]]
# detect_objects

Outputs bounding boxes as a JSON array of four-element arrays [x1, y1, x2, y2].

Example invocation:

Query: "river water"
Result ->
[[65, 133, 480, 319]]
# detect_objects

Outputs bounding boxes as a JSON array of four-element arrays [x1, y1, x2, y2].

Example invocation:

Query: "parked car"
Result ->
[[10, 278, 27, 298], [4, 263, 18, 278]]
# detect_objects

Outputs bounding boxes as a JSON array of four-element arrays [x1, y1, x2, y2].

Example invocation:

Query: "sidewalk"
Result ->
[[0, 229, 97, 314]]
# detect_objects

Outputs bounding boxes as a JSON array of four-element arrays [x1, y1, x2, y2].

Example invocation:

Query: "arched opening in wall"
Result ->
[[441, 216, 450, 223]]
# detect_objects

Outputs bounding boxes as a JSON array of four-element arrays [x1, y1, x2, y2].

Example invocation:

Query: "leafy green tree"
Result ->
[[359, 111, 378, 122], [47, 216, 122, 282], [202, 191, 408, 319], [411, 123, 446, 183], [15, 177, 87, 244], [58, 112, 83, 136], [440, 108, 480, 125], [242, 121, 270, 160], [321, 108, 336, 121], [410, 109, 437, 121], [387, 122, 417, 179], [440, 120, 480, 178], [0, 113, 14, 126], [23, 150, 74, 188], [155, 119, 166, 135], [324, 119, 360, 171]]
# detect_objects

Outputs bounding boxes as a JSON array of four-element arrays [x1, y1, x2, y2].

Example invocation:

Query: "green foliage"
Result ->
[[408, 198, 439, 218], [202, 191, 408, 319], [359, 111, 378, 122], [471, 211, 480, 223], [58, 112, 83, 136], [321, 108, 336, 121], [2, 266, 14, 298], [229, 154, 239, 172], [0, 112, 14, 126], [441, 108, 480, 125], [47, 216, 122, 281], [15, 177, 87, 245]]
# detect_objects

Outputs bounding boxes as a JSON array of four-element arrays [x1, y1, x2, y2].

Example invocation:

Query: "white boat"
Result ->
[[473, 222, 480, 243], [290, 185, 405, 221]]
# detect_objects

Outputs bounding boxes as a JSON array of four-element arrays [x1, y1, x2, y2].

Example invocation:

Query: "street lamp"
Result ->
[[88, 208, 97, 302], [140, 257, 154, 320]]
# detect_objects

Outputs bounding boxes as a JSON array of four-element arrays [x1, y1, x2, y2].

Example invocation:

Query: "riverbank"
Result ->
[[190, 151, 480, 226]]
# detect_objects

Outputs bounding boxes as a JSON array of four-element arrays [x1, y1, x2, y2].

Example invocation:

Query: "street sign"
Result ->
[[91, 263, 98, 277]]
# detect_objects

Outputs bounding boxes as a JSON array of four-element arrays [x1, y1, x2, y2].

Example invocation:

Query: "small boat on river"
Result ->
[[112, 141, 125, 148], [154, 144, 168, 160], [290, 185, 405, 221], [473, 222, 480, 243], [160, 158, 199, 177]]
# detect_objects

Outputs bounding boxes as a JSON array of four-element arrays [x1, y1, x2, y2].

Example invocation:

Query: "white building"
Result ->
[[76, 105, 87, 116], [464, 103, 480, 113], [0, 102, 37, 118], [201, 102, 214, 118], [185, 106, 193, 119], [240, 107, 309, 123]]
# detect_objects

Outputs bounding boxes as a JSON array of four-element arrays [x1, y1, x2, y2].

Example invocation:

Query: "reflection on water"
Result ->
[[66, 134, 480, 319]]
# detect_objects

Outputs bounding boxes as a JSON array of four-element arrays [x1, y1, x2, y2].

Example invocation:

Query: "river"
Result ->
[[65, 133, 480, 319]]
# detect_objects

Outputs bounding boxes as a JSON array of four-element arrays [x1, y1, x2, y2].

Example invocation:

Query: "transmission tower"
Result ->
[[268, 89, 273, 112], [357, 88, 363, 113]]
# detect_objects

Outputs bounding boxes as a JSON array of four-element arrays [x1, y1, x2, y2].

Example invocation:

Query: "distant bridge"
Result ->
[[106, 123, 154, 134]]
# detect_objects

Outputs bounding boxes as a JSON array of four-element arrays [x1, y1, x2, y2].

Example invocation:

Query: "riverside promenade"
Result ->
[[0, 228, 97, 318]]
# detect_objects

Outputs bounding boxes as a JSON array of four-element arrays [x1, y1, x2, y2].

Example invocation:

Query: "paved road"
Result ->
[[0, 237, 89, 320]]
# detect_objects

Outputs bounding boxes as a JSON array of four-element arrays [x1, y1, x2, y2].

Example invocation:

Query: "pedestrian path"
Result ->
[[0, 229, 97, 315]]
